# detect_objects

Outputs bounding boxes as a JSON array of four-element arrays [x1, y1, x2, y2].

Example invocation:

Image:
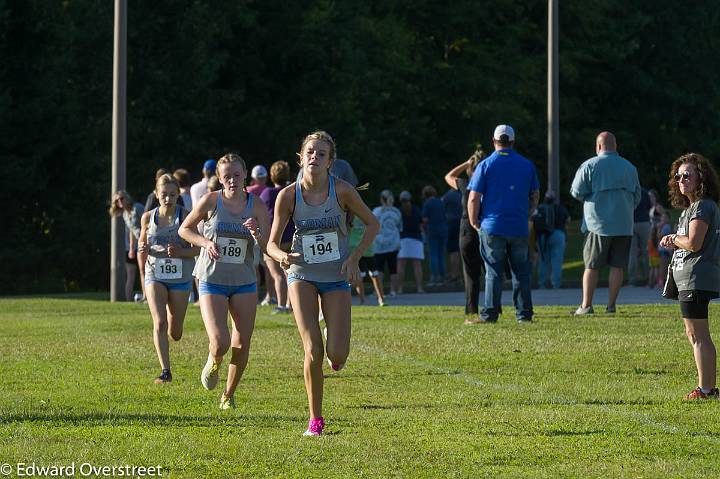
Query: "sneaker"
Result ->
[[154, 369, 172, 384], [303, 417, 325, 436], [517, 317, 533, 324], [219, 392, 236, 410], [683, 387, 720, 400], [574, 306, 594, 315], [271, 306, 286, 315], [605, 305, 616, 314], [200, 354, 220, 390], [326, 356, 344, 371], [378, 298, 386, 307], [260, 297, 277, 307]]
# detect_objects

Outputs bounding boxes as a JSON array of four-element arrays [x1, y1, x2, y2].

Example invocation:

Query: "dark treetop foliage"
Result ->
[[2, 0, 719, 293]]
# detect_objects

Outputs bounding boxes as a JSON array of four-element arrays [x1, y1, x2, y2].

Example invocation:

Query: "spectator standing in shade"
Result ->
[[444, 148, 485, 323], [570, 131, 641, 315], [247, 165, 269, 197], [247, 165, 273, 305], [109, 190, 145, 301], [534, 191, 570, 289], [442, 187, 463, 282], [468, 125, 539, 323], [628, 187, 652, 286], [373, 190, 403, 297], [259, 161, 294, 313], [190, 159, 216, 208], [422, 185, 448, 286], [173, 168, 193, 211], [397, 191, 425, 294], [331, 159, 359, 187]]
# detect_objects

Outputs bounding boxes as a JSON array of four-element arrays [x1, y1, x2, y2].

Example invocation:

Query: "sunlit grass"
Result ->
[[0, 297, 718, 478]]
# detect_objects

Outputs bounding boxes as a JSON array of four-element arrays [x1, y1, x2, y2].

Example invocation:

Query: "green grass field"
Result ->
[[1, 296, 719, 478]]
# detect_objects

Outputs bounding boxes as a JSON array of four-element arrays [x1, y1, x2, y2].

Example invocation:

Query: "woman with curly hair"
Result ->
[[660, 153, 720, 400]]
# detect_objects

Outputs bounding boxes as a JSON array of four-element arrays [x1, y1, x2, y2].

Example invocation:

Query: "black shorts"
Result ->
[[358, 256, 377, 277], [126, 252, 137, 264], [679, 290, 719, 319], [374, 251, 398, 275]]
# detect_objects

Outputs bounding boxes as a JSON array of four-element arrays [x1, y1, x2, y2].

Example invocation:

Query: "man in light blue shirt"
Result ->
[[570, 131, 641, 315], [468, 125, 539, 323]]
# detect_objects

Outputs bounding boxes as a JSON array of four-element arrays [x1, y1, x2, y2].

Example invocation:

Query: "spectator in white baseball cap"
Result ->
[[247, 165, 269, 196], [493, 124, 515, 143]]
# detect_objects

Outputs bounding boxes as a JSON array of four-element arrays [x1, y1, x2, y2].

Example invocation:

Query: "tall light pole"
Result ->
[[110, 0, 127, 302], [548, 0, 560, 197]]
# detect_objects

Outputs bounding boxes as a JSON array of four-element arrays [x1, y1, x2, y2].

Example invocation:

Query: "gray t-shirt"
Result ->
[[671, 198, 720, 292]]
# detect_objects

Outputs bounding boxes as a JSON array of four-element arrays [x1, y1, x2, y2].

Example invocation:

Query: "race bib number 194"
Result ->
[[216, 237, 248, 264], [302, 232, 341, 264]]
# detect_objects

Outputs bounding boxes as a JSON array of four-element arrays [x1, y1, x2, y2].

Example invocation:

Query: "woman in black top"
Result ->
[[444, 147, 485, 323]]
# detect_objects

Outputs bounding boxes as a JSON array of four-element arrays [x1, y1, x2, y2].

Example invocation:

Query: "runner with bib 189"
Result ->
[[179, 153, 270, 410], [267, 131, 379, 436]]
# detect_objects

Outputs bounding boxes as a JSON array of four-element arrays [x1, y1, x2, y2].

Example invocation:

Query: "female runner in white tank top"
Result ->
[[179, 154, 270, 409], [138, 174, 199, 384], [267, 131, 379, 436]]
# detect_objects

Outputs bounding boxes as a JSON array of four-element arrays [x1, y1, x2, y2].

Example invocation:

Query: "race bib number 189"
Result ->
[[217, 237, 248, 264], [302, 232, 341, 264], [156, 258, 182, 280]]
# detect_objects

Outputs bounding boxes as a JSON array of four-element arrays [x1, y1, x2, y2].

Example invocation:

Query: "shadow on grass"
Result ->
[[0, 412, 299, 427]]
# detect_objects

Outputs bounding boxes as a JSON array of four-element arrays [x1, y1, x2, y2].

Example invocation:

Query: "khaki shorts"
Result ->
[[583, 233, 631, 269]]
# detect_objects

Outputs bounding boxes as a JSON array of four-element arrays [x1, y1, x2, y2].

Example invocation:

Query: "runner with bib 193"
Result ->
[[138, 173, 200, 384]]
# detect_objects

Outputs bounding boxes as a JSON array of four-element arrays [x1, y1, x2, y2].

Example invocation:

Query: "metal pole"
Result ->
[[548, 0, 560, 197], [110, 0, 127, 302]]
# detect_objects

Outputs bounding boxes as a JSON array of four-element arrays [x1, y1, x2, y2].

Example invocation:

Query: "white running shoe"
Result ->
[[200, 353, 220, 390], [219, 392, 235, 410]]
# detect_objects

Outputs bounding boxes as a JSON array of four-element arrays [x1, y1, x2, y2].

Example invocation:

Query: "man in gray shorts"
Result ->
[[570, 132, 641, 314]]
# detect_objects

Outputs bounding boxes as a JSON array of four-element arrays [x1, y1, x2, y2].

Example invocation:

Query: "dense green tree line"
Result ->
[[2, 0, 719, 293]]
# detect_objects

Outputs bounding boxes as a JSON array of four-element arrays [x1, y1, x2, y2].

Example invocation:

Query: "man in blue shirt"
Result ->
[[570, 131, 641, 315], [467, 125, 540, 323]]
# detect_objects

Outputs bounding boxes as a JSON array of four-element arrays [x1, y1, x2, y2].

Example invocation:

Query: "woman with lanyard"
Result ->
[[267, 131, 379, 436], [138, 174, 199, 384], [179, 153, 270, 409], [661, 153, 720, 400]]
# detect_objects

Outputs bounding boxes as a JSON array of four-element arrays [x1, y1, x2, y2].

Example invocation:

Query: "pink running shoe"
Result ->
[[326, 357, 345, 372], [303, 417, 325, 436]]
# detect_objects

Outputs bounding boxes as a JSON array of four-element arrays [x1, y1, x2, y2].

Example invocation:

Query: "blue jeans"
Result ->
[[478, 230, 533, 321], [538, 229, 566, 289], [427, 233, 447, 280]]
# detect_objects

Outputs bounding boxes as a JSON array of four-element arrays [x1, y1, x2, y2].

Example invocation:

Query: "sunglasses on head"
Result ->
[[674, 171, 691, 182]]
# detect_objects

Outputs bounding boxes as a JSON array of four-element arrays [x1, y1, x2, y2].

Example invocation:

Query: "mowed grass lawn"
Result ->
[[1, 296, 719, 478]]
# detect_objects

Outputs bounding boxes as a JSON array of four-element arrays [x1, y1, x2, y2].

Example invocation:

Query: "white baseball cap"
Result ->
[[493, 124, 515, 142], [251, 165, 268, 179]]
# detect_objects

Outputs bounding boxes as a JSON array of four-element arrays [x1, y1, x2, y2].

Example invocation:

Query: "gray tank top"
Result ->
[[144, 207, 195, 284], [193, 192, 257, 286], [288, 175, 349, 282]]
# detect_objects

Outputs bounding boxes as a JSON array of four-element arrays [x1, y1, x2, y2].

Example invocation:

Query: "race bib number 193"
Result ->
[[302, 232, 341, 264], [156, 258, 182, 280], [216, 237, 248, 264]]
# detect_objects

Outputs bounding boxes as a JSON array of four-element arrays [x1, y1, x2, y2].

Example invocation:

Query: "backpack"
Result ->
[[533, 203, 556, 235]]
